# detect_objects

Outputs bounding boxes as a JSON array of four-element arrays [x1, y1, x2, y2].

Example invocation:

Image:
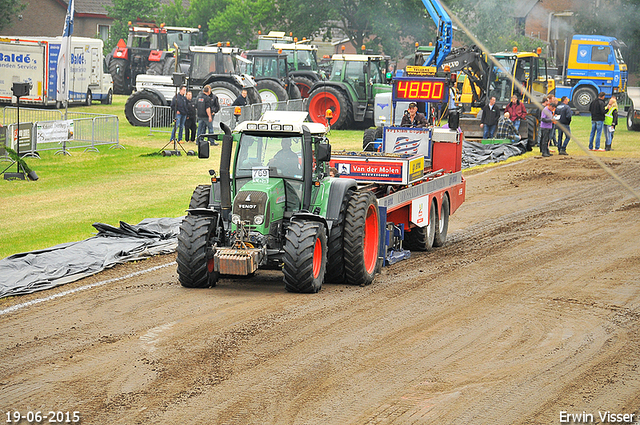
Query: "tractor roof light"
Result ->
[[160, 23, 165, 28], [278, 49, 283, 54], [294, 37, 298, 42], [258, 124, 269, 130], [283, 124, 293, 131], [513, 47, 518, 53], [217, 42, 222, 47], [247, 123, 258, 130], [341, 46, 346, 52], [271, 124, 282, 131], [227, 42, 231, 46], [325, 109, 333, 119], [444, 65, 451, 73], [234, 106, 242, 116], [361, 45, 366, 52], [536, 47, 542, 55]]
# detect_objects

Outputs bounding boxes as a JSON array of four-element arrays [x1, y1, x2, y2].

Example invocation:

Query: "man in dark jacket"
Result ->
[[184, 91, 197, 142], [480, 96, 499, 139], [588, 92, 606, 151], [170, 85, 188, 143], [400, 102, 428, 127], [555, 96, 573, 155], [196, 85, 214, 139]]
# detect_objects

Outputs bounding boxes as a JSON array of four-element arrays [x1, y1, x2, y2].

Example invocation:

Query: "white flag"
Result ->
[[57, 0, 74, 102]]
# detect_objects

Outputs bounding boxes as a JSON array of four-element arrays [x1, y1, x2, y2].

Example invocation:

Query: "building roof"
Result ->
[[58, 0, 189, 18], [511, 0, 539, 19]]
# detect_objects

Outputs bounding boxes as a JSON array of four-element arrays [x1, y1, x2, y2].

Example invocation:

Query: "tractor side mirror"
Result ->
[[317, 143, 331, 162]]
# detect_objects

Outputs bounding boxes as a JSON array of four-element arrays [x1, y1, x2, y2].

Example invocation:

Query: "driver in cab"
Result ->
[[401, 102, 428, 128], [269, 138, 300, 176]]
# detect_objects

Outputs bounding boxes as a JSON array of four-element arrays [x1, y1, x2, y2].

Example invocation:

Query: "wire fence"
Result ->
[[1, 107, 121, 157], [149, 99, 307, 135]]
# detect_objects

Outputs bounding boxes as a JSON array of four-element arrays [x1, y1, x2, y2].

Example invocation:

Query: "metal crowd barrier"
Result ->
[[149, 99, 307, 135], [1, 107, 120, 158]]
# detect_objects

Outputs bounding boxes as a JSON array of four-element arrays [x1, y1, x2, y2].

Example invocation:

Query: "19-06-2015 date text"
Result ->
[[5, 411, 80, 423]]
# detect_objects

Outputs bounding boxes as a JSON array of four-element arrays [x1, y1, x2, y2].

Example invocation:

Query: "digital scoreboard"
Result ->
[[392, 77, 448, 103]]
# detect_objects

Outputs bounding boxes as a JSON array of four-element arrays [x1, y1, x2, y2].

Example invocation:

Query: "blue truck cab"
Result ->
[[555, 34, 627, 112]]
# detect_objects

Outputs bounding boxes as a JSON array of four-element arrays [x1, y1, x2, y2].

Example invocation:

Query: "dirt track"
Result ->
[[2, 156, 640, 425]]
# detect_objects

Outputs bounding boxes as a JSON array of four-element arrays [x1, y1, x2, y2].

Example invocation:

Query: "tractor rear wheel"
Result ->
[[177, 215, 219, 288], [325, 188, 353, 284], [209, 81, 242, 108], [343, 191, 380, 286], [162, 57, 176, 75], [292, 76, 314, 98], [433, 195, 450, 247], [288, 82, 302, 100], [363, 128, 377, 151], [307, 86, 352, 129], [189, 185, 211, 209], [124, 90, 163, 127], [526, 114, 538, 151], [257, 79, 288, 107], [147, 61, 164, 75], [283, 221, 327, 293], [404, 199, 437, 251], [109, 58, 132, 95]]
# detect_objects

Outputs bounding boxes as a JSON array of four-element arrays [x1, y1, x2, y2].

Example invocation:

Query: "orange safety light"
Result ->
[[444, 65, 451, 72], [361, 45, 366, 51], [217, 42, 222, 47], [234, 106, 242, 116], [429, 42, 433, 46], [160, 22, 165, 28], [294, 37, 298, 43], [226, 41, 231, 46], [341, 45, 346, 52], [289, 32, 293, 36], [325, 109, 333, 119], [128, 21, 132, 26], [258, 30, 262, 35], [415, 42, 419, 48], [198, 25, 201, 29], [513, 46, 518, 53], [314, 181, 320, 187], [303, 37, 307, 41], [278, 49, 283, 54], [536, 47, 542, 55]]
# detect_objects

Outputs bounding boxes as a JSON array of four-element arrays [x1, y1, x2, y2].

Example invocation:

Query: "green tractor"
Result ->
[[306, 54, 392, 129], [177, 111, 381, 292], [241, 49, 302, 105]]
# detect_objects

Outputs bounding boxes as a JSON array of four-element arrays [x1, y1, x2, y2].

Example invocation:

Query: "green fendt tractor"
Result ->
[[177, 111, 380, 293]]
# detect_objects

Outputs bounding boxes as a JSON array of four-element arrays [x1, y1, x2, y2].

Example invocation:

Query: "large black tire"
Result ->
[[404, 199, 437, 251], [363, 128, 377, 151], [526, 114, 538, 151], [572, 86, 597, 113], [189, 185, 211, 209], [433, 195, 450, 247], [288, 82, 302, 100], [209, 80, 242, 108], [291, 75, 314, 98], [343, 190, 380, 286], [85, 90, 92, 106], [147, 61, 164, 75], [307, 85, 352, 129], [101, 89, 113, 105], [162, 57, 176, 75], [325, 188, 353, 284], [109, 58, 132, 95], [257, 79, 289, 106], [627, 100, 640, 131], [124, 90, 163, 127], [177, 215, 219, 288], [283, 221, 327, 293]]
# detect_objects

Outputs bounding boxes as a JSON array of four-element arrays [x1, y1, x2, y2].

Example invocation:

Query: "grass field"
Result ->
[[1, 94, 638, 259]]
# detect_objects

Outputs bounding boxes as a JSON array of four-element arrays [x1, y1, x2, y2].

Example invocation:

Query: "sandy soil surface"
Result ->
[[2, 156, 640, 425]]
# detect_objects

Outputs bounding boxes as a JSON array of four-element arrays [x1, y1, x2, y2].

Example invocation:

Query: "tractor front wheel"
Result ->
[[343, 191, 380, 286], [307, 86, 352, 129], [177, 215, 219, 288], [283, 221, 327, 293]]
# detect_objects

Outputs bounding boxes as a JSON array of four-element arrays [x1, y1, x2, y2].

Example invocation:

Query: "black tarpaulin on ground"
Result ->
[[0, 217, 183, 299], [462, 140, 528, 169]]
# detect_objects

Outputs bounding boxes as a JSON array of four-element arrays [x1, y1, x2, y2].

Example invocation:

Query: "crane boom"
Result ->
[[420, 0, 453, 68]]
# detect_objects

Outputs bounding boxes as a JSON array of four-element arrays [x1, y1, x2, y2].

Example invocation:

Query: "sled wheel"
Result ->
[[433, 195, 449, 247]]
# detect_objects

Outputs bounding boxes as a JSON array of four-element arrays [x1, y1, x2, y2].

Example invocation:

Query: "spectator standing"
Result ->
[[604, 97, 618, 151], [505, 94, 527, 131], [184, 91, 197, 143], [480, 96, 499, 139], [539, 101, 556, 157], [169, 85, 188, 143], [232, 89, 248, 106], [555, 96, 572, 155], [588, 92, 607, 151], [196, 85, 214, 139], [496, 112, 521, 143]]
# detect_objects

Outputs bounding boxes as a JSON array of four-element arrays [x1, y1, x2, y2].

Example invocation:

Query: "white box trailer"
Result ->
[[0, 36, 113, 106]]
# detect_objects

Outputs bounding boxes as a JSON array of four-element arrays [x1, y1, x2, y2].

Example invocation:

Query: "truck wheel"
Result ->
[[147, 61, 164, 75], [257, 79, 289, 107], [209, 81, 242, 108], [363, 128, 377, 151], [433, 195, 450, 247], [125, 90, 163, 126], [177, 215, 219, 288], [292, 76, 314, 98], [283, 221, 327, 293], [344, 190, 380, 286], [627, 101, 640, 131], [189, 185, 211, 209], [109, 58, 132, 95], [101, 89, 113, 105], [404, 199, 437, 251], [307, 86, 352, 129], [572, 87, 597, 113], [85, 90, 92, 106], [162, 57, 176, 75], [325, 188, 353, 284]]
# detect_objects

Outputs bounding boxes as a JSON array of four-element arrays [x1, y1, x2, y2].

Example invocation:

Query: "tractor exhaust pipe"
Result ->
[[219, 122, 233, 219], [302, 125, 313, 211]]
